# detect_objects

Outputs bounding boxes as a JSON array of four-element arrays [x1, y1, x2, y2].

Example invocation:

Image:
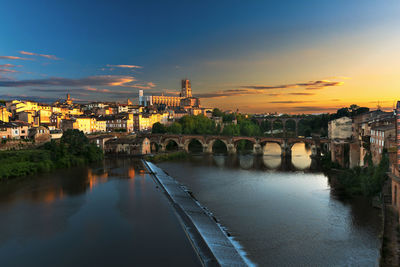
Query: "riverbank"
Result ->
[[144, 151, 189, 163], [0, 130, 103, 180], [143, 160, 249, 267]]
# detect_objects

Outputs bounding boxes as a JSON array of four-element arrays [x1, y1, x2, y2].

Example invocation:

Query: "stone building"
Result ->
[[104, 137, 150, 155], [28, 126, 51, 143], [328, 117, 353, 167], [370, 124, 395, 164]]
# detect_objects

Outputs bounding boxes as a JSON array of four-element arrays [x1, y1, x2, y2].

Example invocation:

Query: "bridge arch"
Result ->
[[163, 138, 180, 151], [150, 141, 160, 153], [207, 138, 229, 154], [185, 138, 205, 153], [234, 138, 256, 154]]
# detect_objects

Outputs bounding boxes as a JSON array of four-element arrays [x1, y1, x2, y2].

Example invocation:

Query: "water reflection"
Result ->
[[291, 142, 312, 170], [0, 158, 201, 267], [238, 154, 254, 169], [158, 158, 382, 266], [262, 155, 281, 169]]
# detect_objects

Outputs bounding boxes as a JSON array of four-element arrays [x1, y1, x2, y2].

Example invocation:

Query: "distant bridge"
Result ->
[[252, 116, 306, 137], [144, 134, 329, 157]]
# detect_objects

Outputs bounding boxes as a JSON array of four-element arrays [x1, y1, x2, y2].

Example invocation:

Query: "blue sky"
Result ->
[[1, 0, 400, 113]]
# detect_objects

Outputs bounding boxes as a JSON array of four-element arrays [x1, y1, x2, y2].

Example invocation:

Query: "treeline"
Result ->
[[0, 130, 103, 180], [322, 151, 389, 197], [152, 109, 331, 137]]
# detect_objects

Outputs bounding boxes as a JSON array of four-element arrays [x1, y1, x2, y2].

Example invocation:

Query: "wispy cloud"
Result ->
[[0, 64, 21, 68], [19, 51, 60, 60], [126, 82, 155, 89], [0, 75, 136, 87], [288, 92, 316, 96], [0, 69, 19, 73], [242, 80, 344, 90], [196, 79, 344, 99], [0, 56, 32, 60], [106, 64, 142, 69], [31, 87, 135, 96], [268, 100, 315, 104]]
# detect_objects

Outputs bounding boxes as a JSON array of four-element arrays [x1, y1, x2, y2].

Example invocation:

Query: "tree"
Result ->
[[349, 104, 360, 112], [239, 120, 261, 136], [222, 124, 240, 136], [212, 108, 224, 117], [152, 122, 166, 133], [61, 129, 89, 155], [168, 122, 182, 134]]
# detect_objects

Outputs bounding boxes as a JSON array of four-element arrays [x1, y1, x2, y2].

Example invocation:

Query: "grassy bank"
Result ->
[[144, 151, 189, 163], [322, 152, 389, 197], [0, 130, 103, 180]]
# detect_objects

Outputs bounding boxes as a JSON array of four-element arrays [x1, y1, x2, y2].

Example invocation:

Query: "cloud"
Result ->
[[0, 69, 19, 73], [106, 64, 142, 69], [241, 80, 344, 91], [19, 51, 60, 60], [30, 87, 136, 96], [288, 92, 316, 96], [195, 88, 268, 98], [126, 82, 156, 89], [196, 79, 344, 99], [0, 75, 136, 87], [0, 56, 32, 60], [0, 64, 21, 68], [288, 106, 339, 113], [268, 101, 315, 104]]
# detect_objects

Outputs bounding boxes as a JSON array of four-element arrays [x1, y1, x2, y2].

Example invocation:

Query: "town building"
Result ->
[[370, 124, 395, 164], [141, 79, 201, 109], [390, 101, 400, 222], [328, 117, 353, 167], [0, 121, 29, 139], [0, 106, 10, 122], [28, 126, 51, 143], [104, 137, 151, 155]]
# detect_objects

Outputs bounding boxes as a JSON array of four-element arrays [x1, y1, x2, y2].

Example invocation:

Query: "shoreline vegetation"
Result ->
[[321, 151, 389, 198], [0, 130, 103, 180], [144, 151, 189, 163]]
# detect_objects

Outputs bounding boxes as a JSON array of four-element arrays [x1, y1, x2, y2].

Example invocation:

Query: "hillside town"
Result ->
[[0, 79, 212, 141]]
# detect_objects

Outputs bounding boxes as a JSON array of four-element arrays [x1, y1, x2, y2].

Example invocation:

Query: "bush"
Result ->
[[0, 130, 104, 180]]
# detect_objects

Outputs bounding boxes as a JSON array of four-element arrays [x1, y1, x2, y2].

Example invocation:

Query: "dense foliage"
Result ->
[[0, 129, 103, 180], [322, 151, 389, 197], [153, 110, 332, 137]]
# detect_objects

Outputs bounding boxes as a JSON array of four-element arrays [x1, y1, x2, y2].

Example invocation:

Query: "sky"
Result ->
[[1, 0, 400, 114]]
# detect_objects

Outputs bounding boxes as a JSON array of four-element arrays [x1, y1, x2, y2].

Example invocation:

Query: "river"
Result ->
[[158, 143, 382, 266], [0, 158, 201, 267], [0, 143, 382, 266]]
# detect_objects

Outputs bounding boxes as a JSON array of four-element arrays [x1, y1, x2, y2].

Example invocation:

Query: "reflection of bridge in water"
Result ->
[[187, 153, 320, 172], [145, 134, 330, 159]]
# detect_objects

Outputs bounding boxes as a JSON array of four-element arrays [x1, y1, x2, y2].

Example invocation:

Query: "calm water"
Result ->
[[159, 143, 382, 266], [0, 158, 201, 267]]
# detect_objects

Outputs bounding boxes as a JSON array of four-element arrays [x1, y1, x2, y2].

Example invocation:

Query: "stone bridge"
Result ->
[[253, 116, 305, 137], [144, 134, 329, 157]]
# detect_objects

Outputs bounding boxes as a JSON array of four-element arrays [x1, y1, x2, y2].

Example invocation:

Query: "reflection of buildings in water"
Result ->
[[213, 155, 226, 167], [291, 143, 311, 170], [239, 155, 254, 169], [128, 168, 135, 179], [87, 169, 109, 191], [263, 155, 281, 169], [42, 189, 64, 203]]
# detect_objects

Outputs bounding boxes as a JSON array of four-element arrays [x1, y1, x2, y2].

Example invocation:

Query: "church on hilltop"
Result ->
[[139, 79, 200, 108]]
